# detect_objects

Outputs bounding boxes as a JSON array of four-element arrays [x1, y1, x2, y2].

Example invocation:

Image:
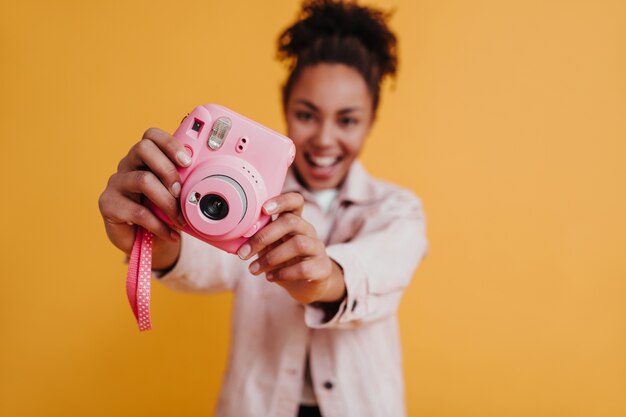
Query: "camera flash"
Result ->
[[208, 117, 232, 150]]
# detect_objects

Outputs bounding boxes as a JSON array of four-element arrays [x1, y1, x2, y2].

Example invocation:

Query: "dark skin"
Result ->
[[238, 192, 345, 304], [98, 129, 346, 305], [99, 63, 375, 305]]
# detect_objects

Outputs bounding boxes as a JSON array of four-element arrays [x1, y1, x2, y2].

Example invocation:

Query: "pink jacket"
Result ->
[[158, 161, 428, 417]]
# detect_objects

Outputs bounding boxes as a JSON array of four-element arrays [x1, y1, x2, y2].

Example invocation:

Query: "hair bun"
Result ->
[[278, 0, 397, 80]]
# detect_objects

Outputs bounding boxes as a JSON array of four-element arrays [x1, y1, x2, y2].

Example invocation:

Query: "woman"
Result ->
[[98, 1, 427, 416]]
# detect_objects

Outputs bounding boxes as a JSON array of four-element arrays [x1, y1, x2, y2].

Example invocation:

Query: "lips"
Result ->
[[304, 152, 341, 168], [303, 152, 343, 180]]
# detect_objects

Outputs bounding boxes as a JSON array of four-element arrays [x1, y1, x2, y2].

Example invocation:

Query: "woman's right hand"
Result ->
[[98, 128, 192, 269]]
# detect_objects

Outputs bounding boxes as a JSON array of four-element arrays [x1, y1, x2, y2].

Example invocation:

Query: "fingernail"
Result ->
[[170, 230, 180, 241], [177, 150, 192, 166], [265, 272, 274, 281], [171, 182, 181, 197], [263, 201, 278, 214], [249, 261, 259, 274], [238, 244, 251, 260]]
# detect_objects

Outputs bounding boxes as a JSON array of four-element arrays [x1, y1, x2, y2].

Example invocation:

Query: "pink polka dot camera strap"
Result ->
[[126, 226, 153, 331]]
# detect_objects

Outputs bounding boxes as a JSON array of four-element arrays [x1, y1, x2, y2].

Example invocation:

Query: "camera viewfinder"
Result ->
[[192, 119, 204, 133]]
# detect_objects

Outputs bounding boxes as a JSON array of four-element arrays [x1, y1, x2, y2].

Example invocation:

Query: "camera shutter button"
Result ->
[[243, 222, 261, 238]]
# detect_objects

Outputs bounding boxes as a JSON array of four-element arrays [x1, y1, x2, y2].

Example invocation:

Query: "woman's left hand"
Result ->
[[237, 192, 346, 305]]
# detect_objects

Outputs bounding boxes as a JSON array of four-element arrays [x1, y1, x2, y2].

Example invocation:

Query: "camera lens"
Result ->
[[199, 194, 229, 221]]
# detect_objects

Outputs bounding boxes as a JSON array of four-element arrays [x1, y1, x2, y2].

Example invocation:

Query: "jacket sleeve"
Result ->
[[304, 188, 428, 329], [155, 233, 247, 294]]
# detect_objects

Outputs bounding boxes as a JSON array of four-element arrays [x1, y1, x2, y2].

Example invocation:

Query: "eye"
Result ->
[[339, 116, 358, 127], [295, 110, 315, 122]]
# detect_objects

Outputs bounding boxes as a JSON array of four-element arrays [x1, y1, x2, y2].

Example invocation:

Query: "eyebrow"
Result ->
[[295, 99, 363, 115]]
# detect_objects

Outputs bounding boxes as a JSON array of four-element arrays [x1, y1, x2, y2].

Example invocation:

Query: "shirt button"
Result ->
[[323, 381, 334, 390]]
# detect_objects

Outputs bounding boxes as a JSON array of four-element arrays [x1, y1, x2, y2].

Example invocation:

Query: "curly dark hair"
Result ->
[[277, 0, 398, 113]]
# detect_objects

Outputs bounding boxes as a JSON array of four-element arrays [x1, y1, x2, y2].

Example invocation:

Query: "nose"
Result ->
[[312, 120, 335, 147]]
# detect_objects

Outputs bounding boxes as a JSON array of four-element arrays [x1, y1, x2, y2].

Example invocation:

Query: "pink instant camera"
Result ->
[[149, 104, 295, 254]]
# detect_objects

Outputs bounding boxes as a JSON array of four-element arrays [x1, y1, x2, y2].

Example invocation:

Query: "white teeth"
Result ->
[[310, 156, 339, 168]]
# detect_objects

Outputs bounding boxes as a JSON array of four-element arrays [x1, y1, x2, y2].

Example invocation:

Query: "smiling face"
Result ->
[[284, 63, 374, 191]]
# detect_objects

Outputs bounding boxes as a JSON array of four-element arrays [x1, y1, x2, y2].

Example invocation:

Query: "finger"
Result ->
[[265, 257, 332, 283], [119, 139, 183, 198], [101, 191, 179, 242], [256, 239, 282, 259], [142, 127, 193, 168], [112, 170, 186, 228], [120, 128, 192, 172], [238, 213, 315, 260], [262, 192, 305, 216], [249, 235, 322, 275]]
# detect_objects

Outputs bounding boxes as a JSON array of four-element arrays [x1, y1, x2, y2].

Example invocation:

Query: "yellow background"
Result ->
[[1, 0, 625, 416]]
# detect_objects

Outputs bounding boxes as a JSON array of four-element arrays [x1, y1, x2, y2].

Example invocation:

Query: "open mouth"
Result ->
[[304, 152, 342, 168]]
